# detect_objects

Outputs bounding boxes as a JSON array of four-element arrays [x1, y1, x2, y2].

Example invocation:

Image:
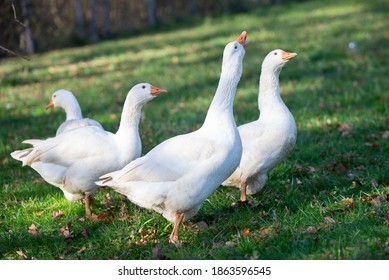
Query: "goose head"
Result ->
[[45, 89, 78, 110], [262, 49, 297, 74], [221, 31, 249, 74], [127, 83, 168, 106]]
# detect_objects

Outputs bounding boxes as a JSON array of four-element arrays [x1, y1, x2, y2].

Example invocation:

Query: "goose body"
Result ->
[[11, 83, 167, 215], [223, 49, 297, 202], [97, 31, 249, 243], [46, 89, 103, 135]]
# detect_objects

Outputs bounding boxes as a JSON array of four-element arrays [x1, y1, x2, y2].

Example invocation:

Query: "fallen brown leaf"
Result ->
[[324, 216, 336, 224], [98, 212, 115, 223], [76, 216, 85, 222], [333, 161, 347, 174], [341, 197, 354, 206], [260, 226, 275, 236], [306, 226, 317, 234], [212, 242, 222, 249], [195, 221, 209, 232], [88, 213, 100, 221], [225, 241, 237, 247], [101, 193, 113, 205], [59, 222, 74, 239], [16, 250, 28, 259], [117, 215, 133, 221], [139, 229, 156, 244], [351, 180, 363, 188], [370, 197, 381, 207], [371, 179, 379, 188], [77, 246, 87, 254], [240, 228, 251, 238], [28, 224, 39, 236], [365, 142, 381, 148], [36, 210, 45, 217], [52, 210, 64, 219], [81, 228, 90, 237], [308, 166, 316, 173], [337, 123, 352, 137]]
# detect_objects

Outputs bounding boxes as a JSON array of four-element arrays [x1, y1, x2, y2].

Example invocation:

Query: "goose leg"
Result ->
[[169, 213, 184, 245], [240, 181, 248, 203], [231, 181, 249, 207], [84, 194, 92, 217]]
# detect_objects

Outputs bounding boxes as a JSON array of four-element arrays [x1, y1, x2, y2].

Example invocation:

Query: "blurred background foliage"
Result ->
[[0, 0, 307, 56]]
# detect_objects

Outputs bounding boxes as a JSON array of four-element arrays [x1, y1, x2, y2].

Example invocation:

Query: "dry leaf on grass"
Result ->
[[88, 213, 100, 221], [139, 229, 156, 244], [308, 166, 316, 173], [195, 221, 209, 232], [333, 161, 348, 174], [341, 198, 355, 209], [89, 212, 116, 223], [81, 228, 90, 237], [324, 216, 336, 224], [306, 226, 317, 234], [16, 250, 28, 259], [261, 226, 275, 236], [336, 123, 352, 137], [59, 222, 74, 239], [77, 246, 87, 254], [370, 197, 381, 207], [225, 241, 237, 247], [240, 228, 251, 238], [28, 224, 39, 236], [371, 179, 379, 188], [365, 142, 381, 148], [35, 210, 45, 217], [52, 210, 64, 219], [117, 215, 134, 221]]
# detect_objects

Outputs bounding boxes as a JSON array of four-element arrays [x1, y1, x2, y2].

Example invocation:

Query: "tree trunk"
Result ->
[[74, 0, 85, 39], [189, 0, 197, 14], [88, 0, 98, 42], [102, 0, 111, 39], [19, 0, 34, 54], [145, 0, 157, 28]]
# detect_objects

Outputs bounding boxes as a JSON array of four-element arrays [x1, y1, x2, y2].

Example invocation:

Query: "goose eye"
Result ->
[[234, 45, 238, 49], [274, 52, 277, 55], [142, 85, 146, 89], [53, 95, 57, 98]]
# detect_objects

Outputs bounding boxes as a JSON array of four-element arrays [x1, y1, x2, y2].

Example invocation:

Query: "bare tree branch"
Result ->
[[0, 45, 30, 61], [9, 0, 27, 28]]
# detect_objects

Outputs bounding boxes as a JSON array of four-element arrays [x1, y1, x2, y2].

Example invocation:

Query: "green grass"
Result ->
[[0, 0, 388, 260]]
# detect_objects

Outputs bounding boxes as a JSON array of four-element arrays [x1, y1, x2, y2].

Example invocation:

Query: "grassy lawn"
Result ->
[[0, 0, 388, 260]]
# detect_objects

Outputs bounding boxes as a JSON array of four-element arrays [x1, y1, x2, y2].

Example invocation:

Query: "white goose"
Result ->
[[223, 49, 297, 203], [97, 31, 249, 244], [46, 89, 103, 135], [11, 83, 167, 216]]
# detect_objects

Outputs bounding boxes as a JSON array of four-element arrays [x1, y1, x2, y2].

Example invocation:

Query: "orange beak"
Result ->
[[45, 99, 54, 109], [282, 51, 297, 61], [150, 85, 168, 96], [236, 31, 249, 48]]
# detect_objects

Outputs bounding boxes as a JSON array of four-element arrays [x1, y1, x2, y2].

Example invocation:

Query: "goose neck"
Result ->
[[116, 98, 143, 136], [203, 69, 240, 126], [258, 67, 283, 112], [64, 102, 83, 120]]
